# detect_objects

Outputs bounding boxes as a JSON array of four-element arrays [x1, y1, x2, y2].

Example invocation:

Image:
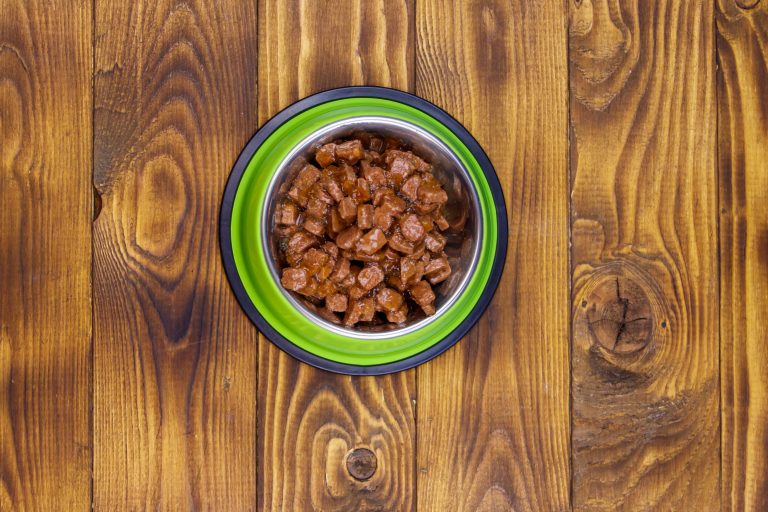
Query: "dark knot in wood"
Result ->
[[346, 448, 377, 481], [584, 276, 652, 353], [736, 0, 760, 9]]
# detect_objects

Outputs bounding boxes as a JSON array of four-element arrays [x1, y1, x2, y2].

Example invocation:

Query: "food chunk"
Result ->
[[276, 201, 298, 225], [326, 293, 348, 312], [424, 231, 447, 253], [356, 228, 387, 255], [336, 226, 362, 250], [336, 140, 365, 164], [315, 143, 336, 167], [281, 268, 309, 291], [424, 256, 451, 285], [399, 214, 425, 242], [376, 287, 404, 311], [357, 204, 374, 230], [357, 264, 385, 291], [337, 196, 357, 222], [410, 280, 436, 315]]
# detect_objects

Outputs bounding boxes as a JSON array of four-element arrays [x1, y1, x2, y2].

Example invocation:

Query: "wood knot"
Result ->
[[584, 276, 652, 353], [346, 448, 377, 481], [735, 0, 760, 9]]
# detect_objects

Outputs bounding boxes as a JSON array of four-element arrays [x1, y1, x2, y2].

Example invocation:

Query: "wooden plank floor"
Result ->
[[1, 0, 766, 510]]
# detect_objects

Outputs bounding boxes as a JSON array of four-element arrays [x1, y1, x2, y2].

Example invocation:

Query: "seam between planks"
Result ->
[[90, 0, 96, 508], [713, 1, 723, 507], [564, 0, 574, 509]]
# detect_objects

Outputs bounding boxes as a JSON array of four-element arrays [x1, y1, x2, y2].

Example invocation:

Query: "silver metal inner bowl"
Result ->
[[262, 116, 482, 339]]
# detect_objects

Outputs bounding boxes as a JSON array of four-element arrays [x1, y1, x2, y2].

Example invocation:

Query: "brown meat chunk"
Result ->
[[281, 268, 309, 291], [373, 207, 394, 231], [329, 257, 351, 283], [399, 214, 425, 242], [410, 280, 436, 315], [356, 228, 388, 255], [357, 204, 374, 229], [306, 196, 328, 219], [381, 247, 400, 272], [302, 216, 326, 237], [344, 296, 375, 326], [287, 230, 318, 254], [384, 149, 430, 173], [372, 187, 394, 206], [317, 260, 335, 281], [386, 305, 408, 324], [309, 182, 334, 204], [388, 232, 414, 254], [315, 280, 337, 299], [380, 195, 406, 216], [376, 287, 403, 311], [424, 231, 446, 253], [348, 284, 367, 301], [336, 140, 364, 164], [400, 175, 421, 201], [295, 277, 318, 298], [418, 177, 448, 205], [338, 197, 357, 222], [315, 143, 336, 167], [300, 248, 330, 276], [433, 212, 450, 231], [336, 226, 362, 250], [287, 186, 308, 207], [294, 164, 321, 190], [357, 264, 385, 291], [425, 256, 451, 285], [361, 161, 387, 189], [329, 208, 347, 235], [276, 201, 298, 225], [326, 293, 348, 312], [354, 178, 371, 203], [387, 156, 415, 186], [322, 241, 339, 259], [403, 258, 425, 286], [322, 177, 344, 203], [359, 298, 375, 321]]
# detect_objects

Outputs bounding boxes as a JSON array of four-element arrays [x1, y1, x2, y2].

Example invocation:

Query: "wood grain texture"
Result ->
[[257, 1, 416, 511], [415, 1, 571, 510], [717, 1, 768, 510], [569, 0, 720, 510], [92, 0, 258, 509], [0, 1, 92, 510]]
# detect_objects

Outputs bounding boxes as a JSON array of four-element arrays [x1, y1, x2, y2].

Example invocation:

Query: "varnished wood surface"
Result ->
[[0, 1, 92, 510], [569, 0, 720, 509], [415, 1, 571, 510], [717, 1, 768, 510], [2, 0, 766, 510], [92, 0, 258, 509]]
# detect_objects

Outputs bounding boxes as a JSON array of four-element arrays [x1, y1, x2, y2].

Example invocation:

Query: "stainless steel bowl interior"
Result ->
[[261, 116, 482, 339]]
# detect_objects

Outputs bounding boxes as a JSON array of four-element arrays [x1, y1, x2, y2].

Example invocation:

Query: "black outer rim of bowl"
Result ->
[[219, 86, 508, 376]]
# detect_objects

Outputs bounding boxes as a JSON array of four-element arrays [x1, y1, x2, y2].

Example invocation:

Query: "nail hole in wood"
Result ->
[[346, 448, 377, 481]]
